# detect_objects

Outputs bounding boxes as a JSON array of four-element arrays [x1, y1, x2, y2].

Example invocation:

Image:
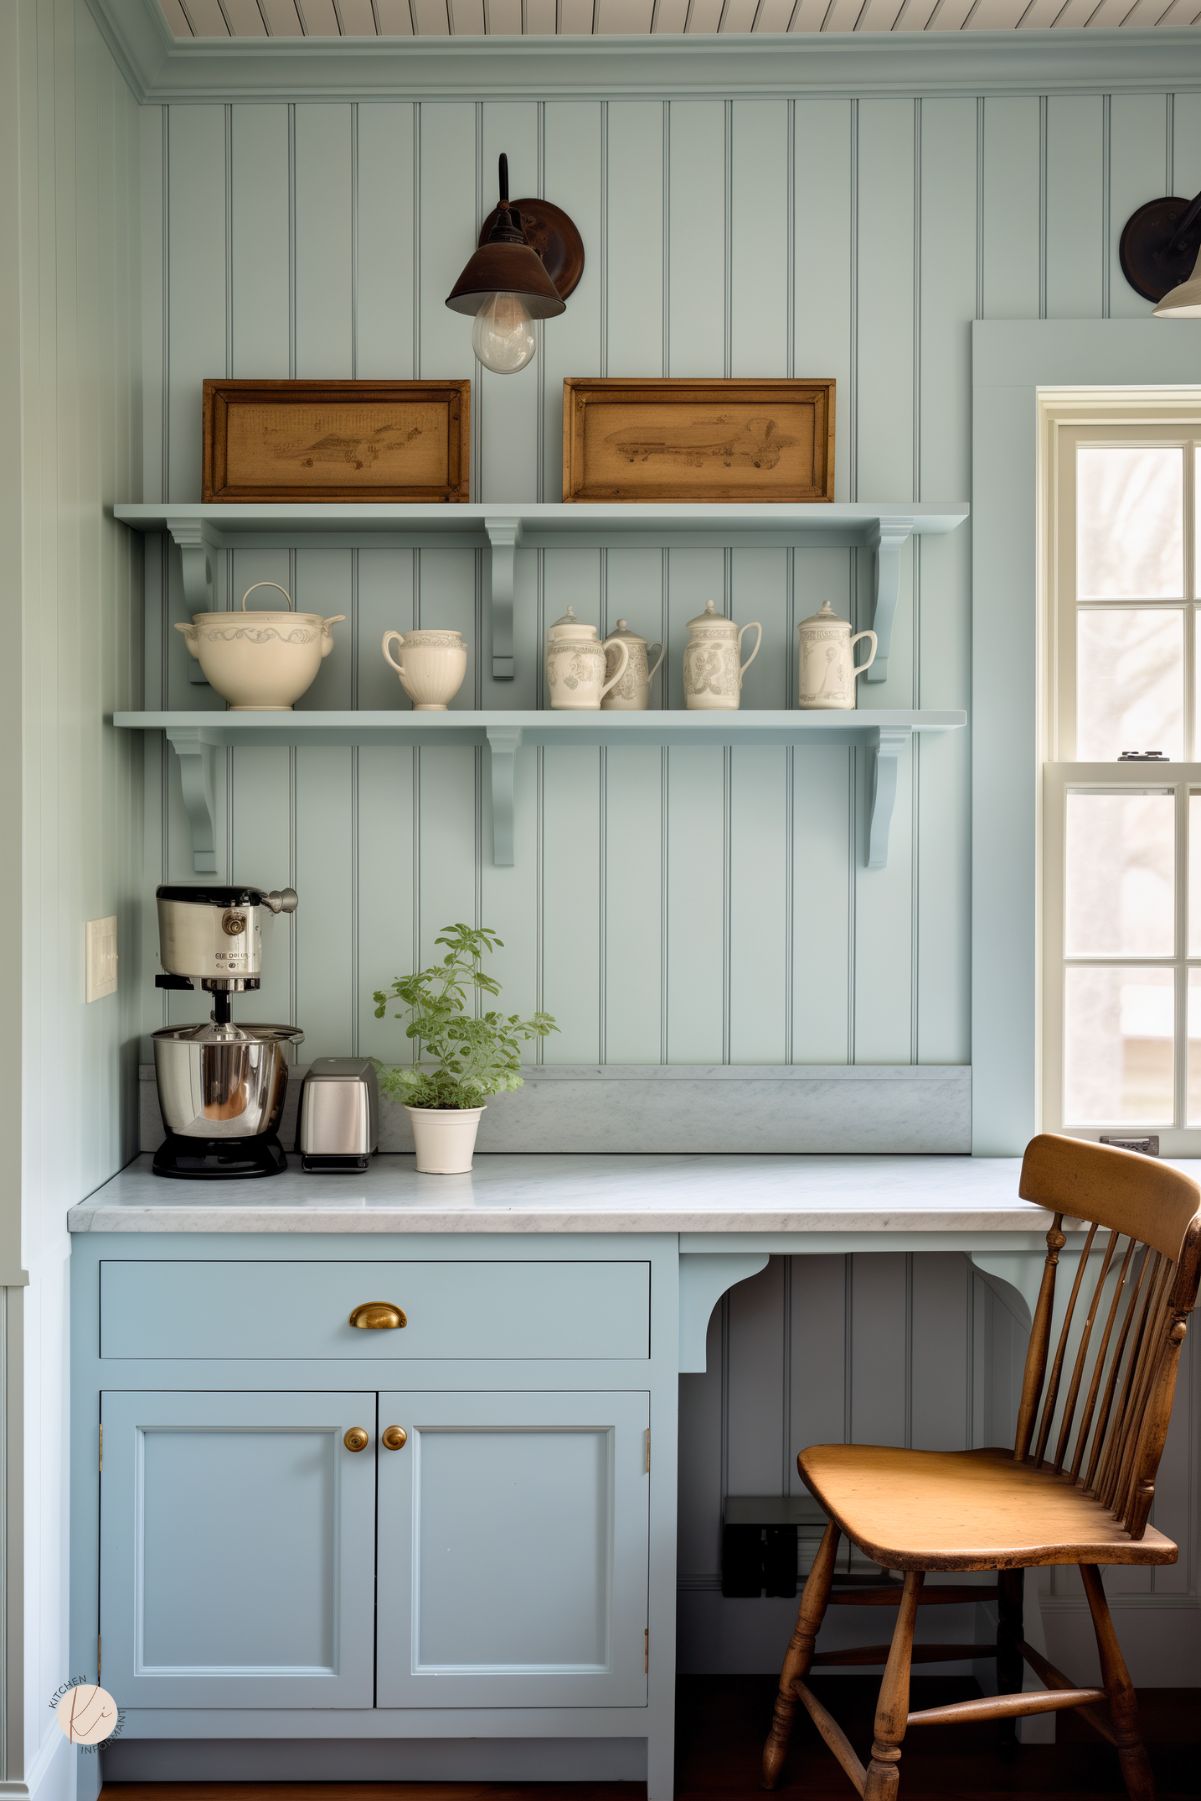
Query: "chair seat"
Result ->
[[797, 1443, 1179, 1572]]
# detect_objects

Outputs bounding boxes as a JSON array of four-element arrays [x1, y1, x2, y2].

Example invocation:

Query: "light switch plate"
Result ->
[[85, 916, 118, 1002]]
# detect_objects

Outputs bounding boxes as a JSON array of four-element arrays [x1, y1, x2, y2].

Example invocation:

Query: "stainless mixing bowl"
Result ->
[[152, 1024, 304, 1140]]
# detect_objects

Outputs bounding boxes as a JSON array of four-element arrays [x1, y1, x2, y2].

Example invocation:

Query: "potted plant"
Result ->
[[373, 922, 556, 1174]]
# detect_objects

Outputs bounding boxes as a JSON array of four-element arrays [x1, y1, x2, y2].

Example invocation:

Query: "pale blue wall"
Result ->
[[134, 90, 1193, 1073], [5, 0, 143, 1787]]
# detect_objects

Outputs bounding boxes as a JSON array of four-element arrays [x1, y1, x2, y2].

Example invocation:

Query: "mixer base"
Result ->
[[153, 1132, 289, 1179]]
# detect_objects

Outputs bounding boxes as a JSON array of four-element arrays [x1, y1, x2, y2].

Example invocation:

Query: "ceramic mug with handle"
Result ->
[[381, 628, 468, 711]]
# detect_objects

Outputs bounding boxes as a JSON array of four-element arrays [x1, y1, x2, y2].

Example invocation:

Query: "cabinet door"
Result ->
[[376, 1390, 650, 1709], [100, 1391, 375, 1708]]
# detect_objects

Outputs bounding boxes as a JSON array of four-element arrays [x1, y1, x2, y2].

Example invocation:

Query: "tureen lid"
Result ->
[[687, 599, 736, 631], [798, 600, 850, 630]]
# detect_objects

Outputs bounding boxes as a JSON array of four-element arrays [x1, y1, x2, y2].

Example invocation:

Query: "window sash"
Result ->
[[1052, 425, 1199, 764]]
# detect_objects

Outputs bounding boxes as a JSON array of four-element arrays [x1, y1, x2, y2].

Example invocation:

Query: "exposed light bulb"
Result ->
[[472, 292, 537, 375]]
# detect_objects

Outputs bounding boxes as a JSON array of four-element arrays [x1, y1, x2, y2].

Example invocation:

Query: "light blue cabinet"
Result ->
[[376, 1390, 650, 1709], [73, 1232, 680, 1798], [99, 1390, 377, 1708]]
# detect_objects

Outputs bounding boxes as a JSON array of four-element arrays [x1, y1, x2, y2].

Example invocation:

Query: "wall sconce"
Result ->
[[1120, 190, 1201, 318], [444, 154, 584, 375]]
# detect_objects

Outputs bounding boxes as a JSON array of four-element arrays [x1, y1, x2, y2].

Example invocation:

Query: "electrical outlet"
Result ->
[[85, 916, 118, 1003]]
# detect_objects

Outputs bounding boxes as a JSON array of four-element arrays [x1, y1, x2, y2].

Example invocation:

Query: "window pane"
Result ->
[[1077, 445, 1184, 600], [1076, 608, 1183, 760], [1187, 971, 1201, 1125], [1063, 966, 1174, 1125], [1065, 791, 1174, 957]]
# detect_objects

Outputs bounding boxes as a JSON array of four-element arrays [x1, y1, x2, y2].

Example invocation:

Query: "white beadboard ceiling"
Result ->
[[159, 0, 1201, 36]]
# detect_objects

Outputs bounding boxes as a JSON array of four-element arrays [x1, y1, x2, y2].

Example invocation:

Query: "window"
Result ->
[[1042, 400, 1201, 1154]]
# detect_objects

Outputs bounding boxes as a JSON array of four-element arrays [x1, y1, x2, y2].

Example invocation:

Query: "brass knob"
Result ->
[[343, 1426, 370, 1453], [381, 1425, 408, 1451], [348, 1302, 407, 1330]]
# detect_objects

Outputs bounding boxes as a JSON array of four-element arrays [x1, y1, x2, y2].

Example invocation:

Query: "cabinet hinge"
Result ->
[[644, 1428, 651, 1473], [643, 1628, 649, 1674], [98, 1424, 102, 1473]]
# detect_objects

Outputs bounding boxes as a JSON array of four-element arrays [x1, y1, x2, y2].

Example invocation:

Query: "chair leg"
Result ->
[[996, 1567, 1024, 1748], [1080, 1565, 1155, 1801], [862, 1569, 924, 1801], [761, 1520, 841, 1790]]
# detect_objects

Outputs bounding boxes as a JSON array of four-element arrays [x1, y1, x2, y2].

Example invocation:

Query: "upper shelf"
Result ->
[[112, 500, 970, 685]]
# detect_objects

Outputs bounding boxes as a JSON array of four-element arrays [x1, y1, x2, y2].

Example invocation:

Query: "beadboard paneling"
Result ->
[[136, 85, 1176, 1070]]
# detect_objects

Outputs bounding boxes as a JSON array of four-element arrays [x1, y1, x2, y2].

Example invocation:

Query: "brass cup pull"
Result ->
[[381, 1425, 408, 1451], [343, 1426, 370, 1453], [348, 1301, 407, 1330]]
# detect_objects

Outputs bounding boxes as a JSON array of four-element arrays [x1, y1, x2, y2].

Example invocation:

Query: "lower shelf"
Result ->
[[111, 708, 966, 870]]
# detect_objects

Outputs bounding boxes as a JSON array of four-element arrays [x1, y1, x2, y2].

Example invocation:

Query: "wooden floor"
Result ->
[[101, 1676, 1201, 1801]]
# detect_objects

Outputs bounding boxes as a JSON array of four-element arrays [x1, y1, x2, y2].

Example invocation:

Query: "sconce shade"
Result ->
[[445, 238, 566, 321], [1154, 244, 1201, 319]]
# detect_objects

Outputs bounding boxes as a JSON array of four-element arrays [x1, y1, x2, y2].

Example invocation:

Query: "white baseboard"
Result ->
[[0, 1727, 74, 1801]]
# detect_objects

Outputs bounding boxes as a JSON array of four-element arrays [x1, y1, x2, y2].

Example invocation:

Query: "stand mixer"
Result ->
[[152, 884, 303, 1179]]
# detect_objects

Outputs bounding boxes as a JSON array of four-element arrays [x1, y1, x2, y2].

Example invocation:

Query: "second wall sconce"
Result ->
[[444, 154, 585, 375], [1120, 189, 1201, 319]]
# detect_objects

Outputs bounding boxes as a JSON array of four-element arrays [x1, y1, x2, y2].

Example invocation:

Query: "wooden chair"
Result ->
[[761, 1133, 1201, 1801]]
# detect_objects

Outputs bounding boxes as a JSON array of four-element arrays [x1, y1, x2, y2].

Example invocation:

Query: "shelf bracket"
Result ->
[[166, 728, 218, 875], [485, 726, 523, 866], [485, 517, 522, 681], [866, 728, 907, 871], [865, 523, 912, 684], [166, 517, 218, 613]]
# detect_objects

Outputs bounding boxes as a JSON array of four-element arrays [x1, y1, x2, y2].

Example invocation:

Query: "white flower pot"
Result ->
[[405, 1104, 485, 1174]]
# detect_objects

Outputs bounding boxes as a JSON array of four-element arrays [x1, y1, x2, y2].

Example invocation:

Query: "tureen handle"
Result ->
[[241, 580, 295, 612]]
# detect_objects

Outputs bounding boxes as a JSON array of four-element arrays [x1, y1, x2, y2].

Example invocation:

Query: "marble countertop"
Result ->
[[63, 1151, 1084, 1234]]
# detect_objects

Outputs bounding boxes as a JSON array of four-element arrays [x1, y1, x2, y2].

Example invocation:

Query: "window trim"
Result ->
[[969, 320, 1201, 1156], [1040, 401, 1201, 1154]]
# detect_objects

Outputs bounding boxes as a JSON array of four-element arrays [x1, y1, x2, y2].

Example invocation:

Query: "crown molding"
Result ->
[[85, 5, 1201, 106]]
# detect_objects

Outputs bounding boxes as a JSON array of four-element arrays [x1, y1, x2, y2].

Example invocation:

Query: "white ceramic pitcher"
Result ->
[[795, 601, 877, 710], [682, 601, 762, 711], [545, 608, 630, 711], [602, 619, 665, 711]]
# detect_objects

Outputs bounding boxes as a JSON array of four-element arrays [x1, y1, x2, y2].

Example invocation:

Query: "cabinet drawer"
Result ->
[[99, 1259, 650, 1360]]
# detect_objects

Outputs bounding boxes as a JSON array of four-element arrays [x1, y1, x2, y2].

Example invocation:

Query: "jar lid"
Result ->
[[610, 618, 647, 644], [799, 600, 850, 629], [549, 606, 598, 635], [687, 599, 736, 631]]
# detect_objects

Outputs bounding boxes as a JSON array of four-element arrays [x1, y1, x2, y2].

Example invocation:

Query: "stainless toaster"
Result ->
[[297, 1058, 379, 1172]]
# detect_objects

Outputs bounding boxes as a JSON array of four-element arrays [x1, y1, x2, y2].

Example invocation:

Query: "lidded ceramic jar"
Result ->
[[682, 600, 763, 712], [795, 601, 877, 710], [602, 618, 665, 712], [544, 607, 630, 711]]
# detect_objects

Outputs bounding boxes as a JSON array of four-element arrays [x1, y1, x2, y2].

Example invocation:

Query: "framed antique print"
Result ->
[[202, 379, 471, 503], [562, 378, 835, 503]]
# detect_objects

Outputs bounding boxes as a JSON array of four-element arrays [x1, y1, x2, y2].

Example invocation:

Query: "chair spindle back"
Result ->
[[1015, 1135, 1201, 1539]]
